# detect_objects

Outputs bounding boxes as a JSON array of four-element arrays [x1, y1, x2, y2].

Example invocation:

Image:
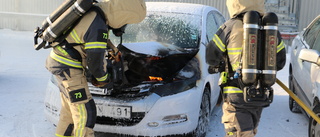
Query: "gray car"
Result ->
[[289, 15, 320, 137]]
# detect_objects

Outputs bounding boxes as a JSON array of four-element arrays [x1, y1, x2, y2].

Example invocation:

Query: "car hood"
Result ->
[[122, 41, 187, 56], [118, 41, 198, 84]]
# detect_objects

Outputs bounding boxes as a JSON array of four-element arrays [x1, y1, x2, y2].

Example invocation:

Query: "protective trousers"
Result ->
[[222, 102, 263, 137], [55, 68, 97, 137]]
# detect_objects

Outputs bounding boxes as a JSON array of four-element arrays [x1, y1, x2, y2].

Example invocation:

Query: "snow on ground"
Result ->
[[0, 29, 308, 137]]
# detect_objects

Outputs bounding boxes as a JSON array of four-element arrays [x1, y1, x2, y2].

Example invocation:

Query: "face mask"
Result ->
[[111, 24, 127, 37]]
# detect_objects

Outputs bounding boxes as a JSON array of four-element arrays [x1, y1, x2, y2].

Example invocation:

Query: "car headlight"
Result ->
[[150, 58, 200, 97]]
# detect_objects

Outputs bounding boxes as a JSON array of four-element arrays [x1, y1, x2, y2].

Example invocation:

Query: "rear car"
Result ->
[[289, 15, 320, 137], [44, 2, 225, 136]]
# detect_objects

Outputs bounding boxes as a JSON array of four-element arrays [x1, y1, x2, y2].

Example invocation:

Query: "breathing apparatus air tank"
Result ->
[[40, 0, 76, 31], [241, 11, 260, 86], [261, 12, 278, 87], [43, 0, 93, 42], [34, 0, 93, 50]]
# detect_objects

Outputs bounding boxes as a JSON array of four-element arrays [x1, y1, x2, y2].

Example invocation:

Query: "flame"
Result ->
[[149, 76, 163, 81], [150, 56, 161, 60]]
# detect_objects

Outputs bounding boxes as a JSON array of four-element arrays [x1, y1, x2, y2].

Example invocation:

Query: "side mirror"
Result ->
[[299, 49, 320, 65]]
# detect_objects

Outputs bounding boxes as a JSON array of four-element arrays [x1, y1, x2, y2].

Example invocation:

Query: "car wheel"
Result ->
[[309, 106, 320, 137], [191, 87, 210, 137], [289, 73, 301, 113]]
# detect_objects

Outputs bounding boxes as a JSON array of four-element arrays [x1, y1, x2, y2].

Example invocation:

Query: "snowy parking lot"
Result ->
[[0, 29, 308, 137]]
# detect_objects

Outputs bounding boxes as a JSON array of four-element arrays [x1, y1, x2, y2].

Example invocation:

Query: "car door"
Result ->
[[308, 19, 320, 106], [205, 10, 225, 42], [298, 17, 320, 106], [203, 9, 225, 107], [206, 11, 219, 43]]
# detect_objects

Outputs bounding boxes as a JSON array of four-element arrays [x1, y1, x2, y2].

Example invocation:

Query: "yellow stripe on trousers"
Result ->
[[55, 133, 73, 137], [75, 104, 87, 137]]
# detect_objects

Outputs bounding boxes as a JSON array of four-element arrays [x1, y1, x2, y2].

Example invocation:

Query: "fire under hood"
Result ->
[[118, 41, 199, 85]]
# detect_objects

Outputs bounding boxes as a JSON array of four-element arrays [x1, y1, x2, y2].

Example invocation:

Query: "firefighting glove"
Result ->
[[208, 66, 220, 74], [113, 51, 122, 62], [91, 75, 113, 89], [208, 61, 225, 74]]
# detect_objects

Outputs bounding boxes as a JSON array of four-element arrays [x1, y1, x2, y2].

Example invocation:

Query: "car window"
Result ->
[[213, 11, 225, 27], [304, 18, 320, 48], [110, 12, 201, 48], [312, 34, 320, 52], [206, 11, 219, 42]]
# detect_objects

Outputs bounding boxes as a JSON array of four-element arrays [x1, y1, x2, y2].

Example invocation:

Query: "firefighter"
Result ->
[[206, 0, 286, 136], [45, 0, 146, 136]]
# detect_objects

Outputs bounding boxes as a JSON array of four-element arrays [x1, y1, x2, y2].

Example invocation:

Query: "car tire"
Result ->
[[190, 87, 210, 137], [309, 105, 320, 137], [289, 74, 302, 113]]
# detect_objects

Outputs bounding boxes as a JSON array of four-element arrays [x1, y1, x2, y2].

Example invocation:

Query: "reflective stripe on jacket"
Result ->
[[47, 10, 109, 82], [50, 50, 83, 69], [223, 86, 243, 94]]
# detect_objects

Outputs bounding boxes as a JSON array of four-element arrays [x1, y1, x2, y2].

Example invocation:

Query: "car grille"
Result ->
[[96, 112, 146, 126], [89, 84, 153, 126], [89, 82, 154, 97]]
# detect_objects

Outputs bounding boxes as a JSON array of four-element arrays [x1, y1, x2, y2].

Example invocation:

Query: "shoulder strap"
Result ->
[[52, 18, 82, 45], [50, 5, 107, 47], [90, 5, 107, 23], [225, 52, 233, 73], [233, 12, 246, 20]]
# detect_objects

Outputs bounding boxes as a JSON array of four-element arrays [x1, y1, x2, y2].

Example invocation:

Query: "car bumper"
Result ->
[[44, 79, 61, 127], [93, 87, 202, 136], [44, 79, 203, 136]]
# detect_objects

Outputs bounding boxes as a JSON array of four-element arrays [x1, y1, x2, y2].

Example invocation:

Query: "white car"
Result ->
[[44, 2, 225, 136], [289, 15, 320, 136]]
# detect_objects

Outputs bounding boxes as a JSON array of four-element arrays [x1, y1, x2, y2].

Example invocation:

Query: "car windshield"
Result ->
[[110, 11, 201, 48]]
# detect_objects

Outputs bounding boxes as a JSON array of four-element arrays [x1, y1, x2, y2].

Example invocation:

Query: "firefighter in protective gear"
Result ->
[[45, 0, 146, 136], [206, 0, 286, 136]]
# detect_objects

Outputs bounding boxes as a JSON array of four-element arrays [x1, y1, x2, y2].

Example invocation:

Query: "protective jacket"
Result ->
[[46, 0, 146, 82], [206, 0, 286, 108], [45, 1, 146, 136]]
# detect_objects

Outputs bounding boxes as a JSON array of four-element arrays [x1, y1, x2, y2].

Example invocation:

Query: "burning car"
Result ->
[[44, 2, 225, 136]]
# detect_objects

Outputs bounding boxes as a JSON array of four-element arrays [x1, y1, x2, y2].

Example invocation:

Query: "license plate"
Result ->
[[88, 83, 107, 95], [97, 104, 132, 119]]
